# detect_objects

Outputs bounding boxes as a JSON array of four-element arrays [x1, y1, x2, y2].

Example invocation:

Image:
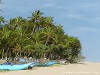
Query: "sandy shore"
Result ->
[[0, 62, 100, 75]]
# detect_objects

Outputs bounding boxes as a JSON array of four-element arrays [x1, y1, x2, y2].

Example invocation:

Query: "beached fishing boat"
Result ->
[[0, 62, 35, 70], [37, 61, 57, 66]]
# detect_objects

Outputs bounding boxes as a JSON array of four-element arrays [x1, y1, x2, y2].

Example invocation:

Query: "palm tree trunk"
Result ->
[[19, 52, 22, 58], [45, 36, 49, 45], [5, 50, 8, 60], [2, 48, 4, 59]]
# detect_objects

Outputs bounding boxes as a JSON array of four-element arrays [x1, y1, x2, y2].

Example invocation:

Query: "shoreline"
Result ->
[[0, 62, 100, 75]]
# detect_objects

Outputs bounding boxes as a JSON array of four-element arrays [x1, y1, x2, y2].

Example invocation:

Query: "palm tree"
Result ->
[[0, 16, 5, 26], [28, 10, 44, 33], [13, 25, 27, 58], [30, 31, 46, 59], [41, 27, 55, 46], [41, 26, 61, 60], [44, 16, 54, 28], [8, 17, 27, 30], [67, 37, 81, 63], [0, 26, 12, 59]]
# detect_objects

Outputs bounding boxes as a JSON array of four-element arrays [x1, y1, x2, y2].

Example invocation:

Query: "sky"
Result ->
[[0, 0, 100, 62]]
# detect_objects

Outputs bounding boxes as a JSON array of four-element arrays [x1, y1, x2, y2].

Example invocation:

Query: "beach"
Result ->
[[0, 62, 100, 75]]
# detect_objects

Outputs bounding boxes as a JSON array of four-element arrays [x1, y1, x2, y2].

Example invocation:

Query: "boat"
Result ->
[[45, 61, 57, 66], [0, 61, 57, 70], [37, 61, 57, 66], [0, 62, 35, 70]]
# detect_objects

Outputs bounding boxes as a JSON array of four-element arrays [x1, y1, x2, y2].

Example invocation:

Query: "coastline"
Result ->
[[0, 62, 100, 75]]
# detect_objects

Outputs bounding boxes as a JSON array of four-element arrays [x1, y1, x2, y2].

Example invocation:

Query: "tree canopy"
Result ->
[[0, 10, 82, 63]]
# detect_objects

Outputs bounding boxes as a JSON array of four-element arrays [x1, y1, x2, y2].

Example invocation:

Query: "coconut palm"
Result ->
[[0, 16, 5, 26], [67, 37, 81, 63], [44, 16, 54, 28], [13, 25, 27, 57], [41, 27, 56, 46], [0, 26, 12, 59], [28, 10, 44, 33], [8, 17, 27, 30]]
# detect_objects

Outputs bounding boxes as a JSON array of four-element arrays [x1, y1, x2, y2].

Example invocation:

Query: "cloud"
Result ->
[[67, 13, 83, 19], [79, 2, 100, 9], [78, 27, 98, 32], [41, 3, 56, 8], [67, 27, 99, 34]]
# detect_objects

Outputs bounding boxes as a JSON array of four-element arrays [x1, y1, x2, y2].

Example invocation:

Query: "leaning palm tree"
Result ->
[[41, 27, 55, 46], [41, 27, 57, 59], [67, 37, 82, 63]]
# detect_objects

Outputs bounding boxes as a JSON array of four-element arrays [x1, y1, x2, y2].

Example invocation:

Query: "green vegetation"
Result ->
[[0, 10, 82, 63]]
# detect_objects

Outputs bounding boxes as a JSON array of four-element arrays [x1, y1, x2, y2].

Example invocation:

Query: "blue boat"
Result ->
[[0, 61, 57, 70], [0, 62, 36, 70], [37, 61, 57, 66], [45, 61, 57, 66]]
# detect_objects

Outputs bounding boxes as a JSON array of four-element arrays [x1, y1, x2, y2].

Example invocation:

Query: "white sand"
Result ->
[[0, 62, 100, 75]]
